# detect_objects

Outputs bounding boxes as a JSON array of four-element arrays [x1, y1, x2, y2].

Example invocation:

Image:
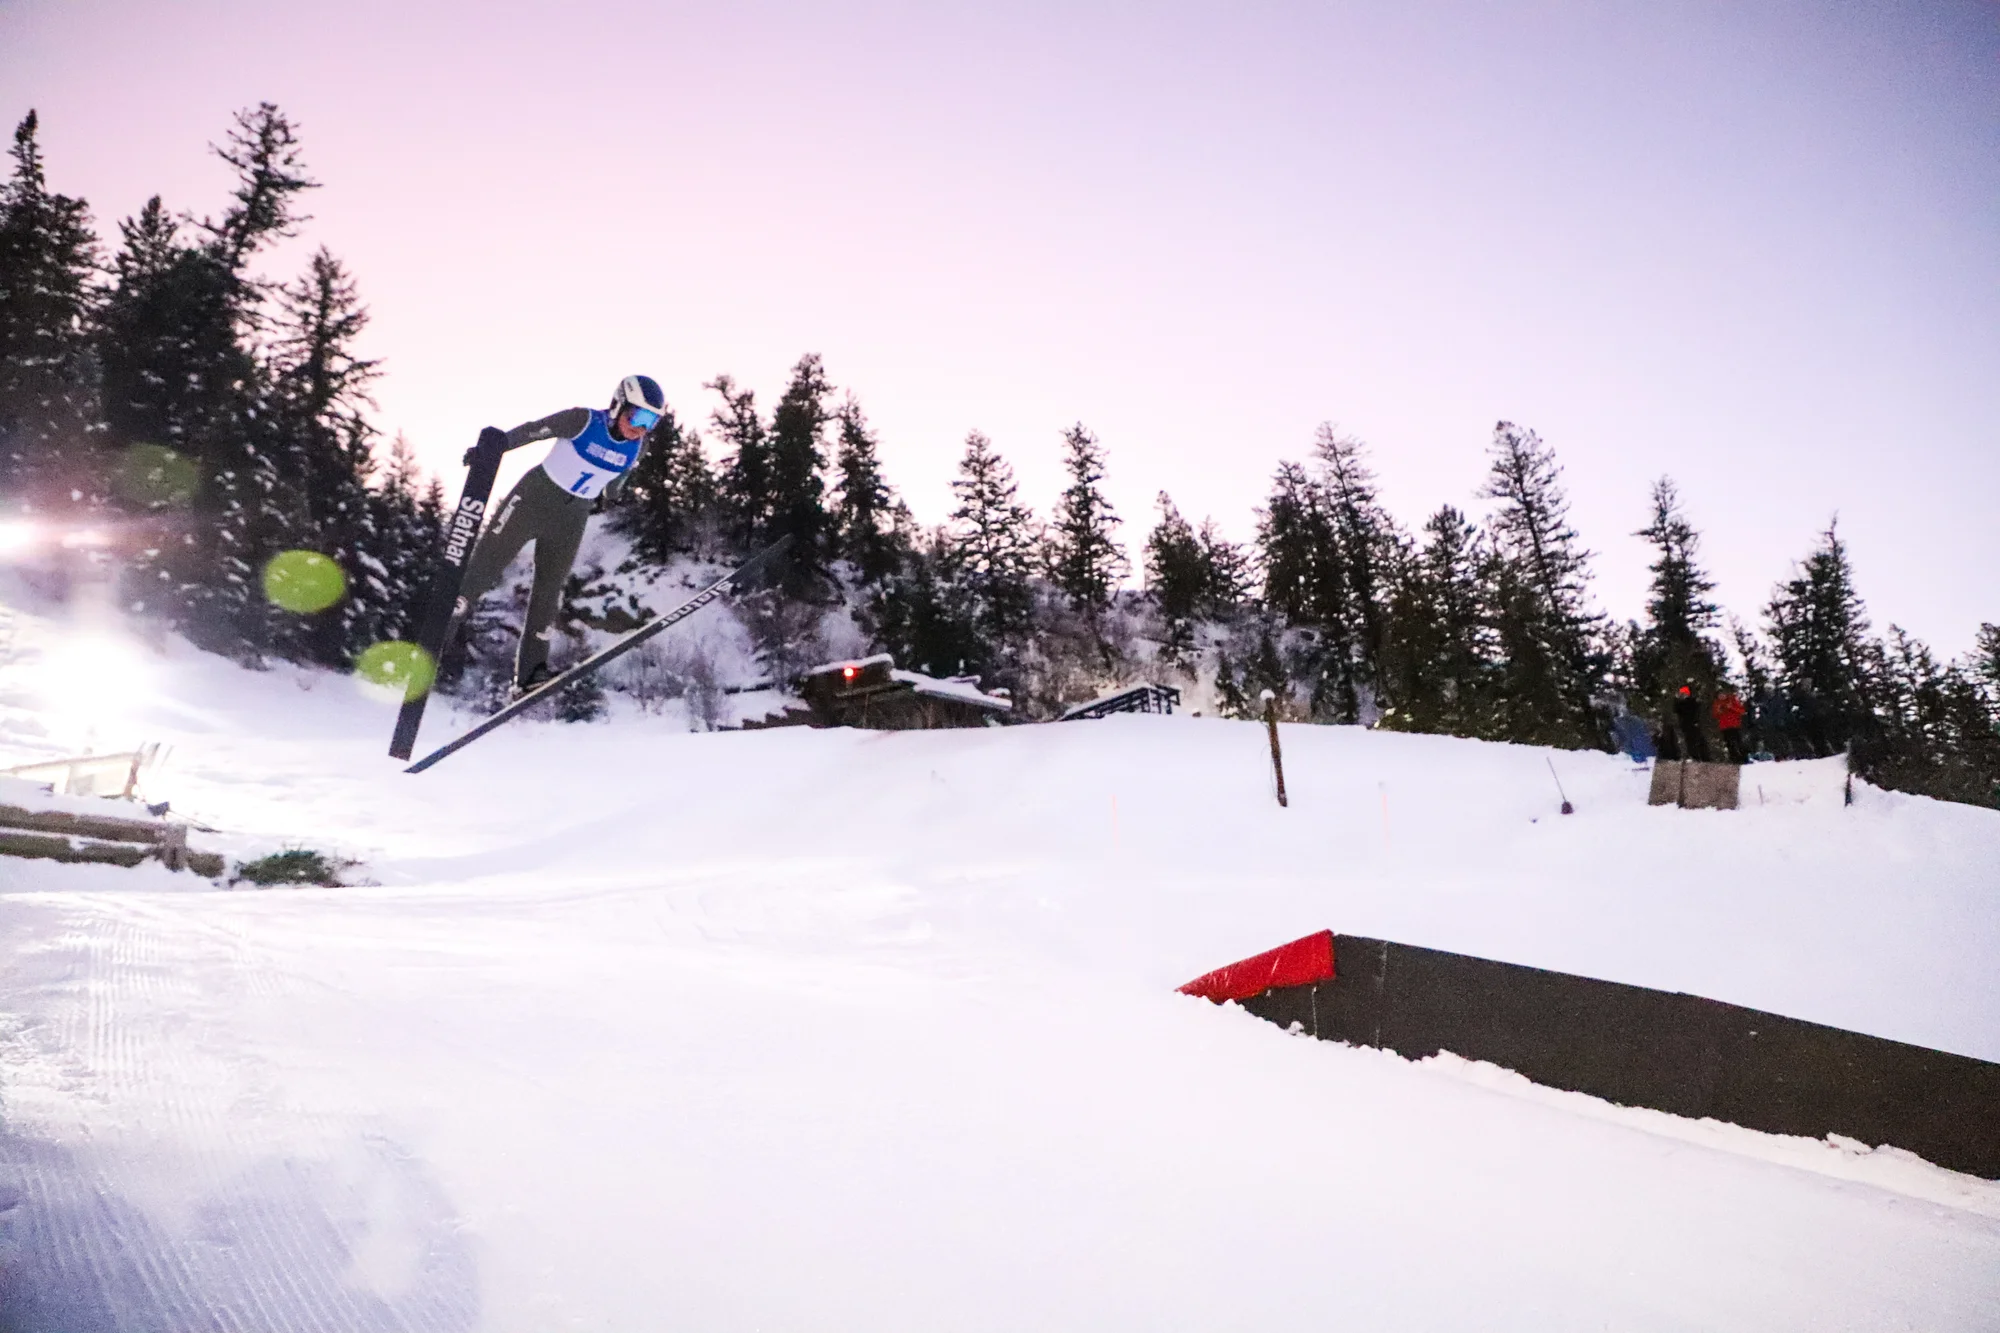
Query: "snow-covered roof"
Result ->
[[801, 654, 1011, 711], [803, 653, 896, 678], [890, 670, 1012, 711]]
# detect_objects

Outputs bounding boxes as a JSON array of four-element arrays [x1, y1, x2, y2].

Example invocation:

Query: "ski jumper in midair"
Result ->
[[453, 375, 666, 691]]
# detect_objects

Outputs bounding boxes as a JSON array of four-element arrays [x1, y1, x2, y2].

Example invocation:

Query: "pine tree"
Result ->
[[1479, 421, 1608, 747], [1257, 461, 1337, 627], [831, 395, 901, 584], [947, 430, 1038, 648], [0, 110, 102, 516], [1379, 505, 1495, 738], [765, 352, 832, 567], [99, 105, 318, 657], [1631, 477, 1725, 738], [710, 374, 769, 549], [1244, 625, 1290, 713], [1211, 649, 1251, 718], [612, 406, 714, 562], [1311, 424, 1400, 721], [1973, 624, 2000, 701], [1044, 423, 1126, 614], [267, 247, 381, 666], [1763, 519, 1873, 758], [363, 434, 442, 647], [1145, 492, 1205, 661], [1196, 519, 1252, 616], [206, 103, 317, 272], [863, 528, 987, 679], [1861, 626, 2000, 806]]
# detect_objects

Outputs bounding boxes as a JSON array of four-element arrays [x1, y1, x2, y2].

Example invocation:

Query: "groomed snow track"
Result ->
[[0, 894, 478, 1330]]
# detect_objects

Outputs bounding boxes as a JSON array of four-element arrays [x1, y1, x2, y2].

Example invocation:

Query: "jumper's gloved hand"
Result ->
[[463, 427, 509, 467]]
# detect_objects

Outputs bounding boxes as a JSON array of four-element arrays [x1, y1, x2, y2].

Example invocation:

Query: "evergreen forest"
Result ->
[[3, 106, 1996, 808]]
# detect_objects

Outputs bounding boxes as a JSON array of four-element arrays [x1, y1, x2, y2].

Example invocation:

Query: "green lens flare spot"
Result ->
[[115, 444, 200, 509], [263, 550, 347, 614], [356, 640, 436, 702]]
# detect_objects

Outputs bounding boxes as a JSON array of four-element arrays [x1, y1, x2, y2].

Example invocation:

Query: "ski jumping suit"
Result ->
[[455, 407, 646, 687]]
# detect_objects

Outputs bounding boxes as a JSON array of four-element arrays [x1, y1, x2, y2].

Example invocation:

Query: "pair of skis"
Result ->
[[387, 429, 792, 774]]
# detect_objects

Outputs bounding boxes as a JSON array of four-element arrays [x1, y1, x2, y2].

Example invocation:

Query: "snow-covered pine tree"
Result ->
[[1478, 421, 1609, 748], [99, 105, 317, 659], [363, 434, 442, 647], [0, 111, 103, 518], [267, 247, 382, 667], [1762, 519, 1874, 758], [863, 528, 987, 680], [1196, 519, 1252, 616], [611, 405, 714, 562], [831, 395, 902, 585], [1211, 649, 1251, 718], [947, 430, 1038, 649], [1631, 476, 1725, 737], [1244, 625, 1290, 715], [1044, 423, 1126, 616]]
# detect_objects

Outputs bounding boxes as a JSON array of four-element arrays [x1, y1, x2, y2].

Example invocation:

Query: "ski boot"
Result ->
[[510, 663, 556, 701]]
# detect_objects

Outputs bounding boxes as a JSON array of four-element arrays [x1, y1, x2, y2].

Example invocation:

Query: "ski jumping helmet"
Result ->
[[611, 374, 667, 429]]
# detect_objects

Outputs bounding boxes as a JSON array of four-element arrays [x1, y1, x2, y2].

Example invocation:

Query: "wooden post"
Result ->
[[1261, 689, 1288, 808], [157, 823, 188, 873]]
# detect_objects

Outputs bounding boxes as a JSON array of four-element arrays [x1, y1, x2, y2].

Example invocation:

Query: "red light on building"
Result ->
[[843, 666, 856, 680]]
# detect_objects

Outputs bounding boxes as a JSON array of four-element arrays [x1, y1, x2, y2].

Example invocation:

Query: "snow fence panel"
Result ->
[[1231, 935, 2000, 1180]]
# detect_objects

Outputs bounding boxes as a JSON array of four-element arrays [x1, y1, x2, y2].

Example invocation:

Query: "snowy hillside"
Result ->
[[1, 602, 1998, 1331]]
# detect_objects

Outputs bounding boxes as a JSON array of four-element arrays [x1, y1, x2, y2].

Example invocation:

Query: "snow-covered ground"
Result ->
[[1, 603, 1998, 1330]]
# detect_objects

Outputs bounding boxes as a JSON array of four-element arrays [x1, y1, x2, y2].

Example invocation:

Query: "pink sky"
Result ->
[[5, 0, 1996, 653]]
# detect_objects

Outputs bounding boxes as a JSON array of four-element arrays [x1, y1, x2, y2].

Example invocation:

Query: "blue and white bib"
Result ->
[[539, 408, 640, 500]]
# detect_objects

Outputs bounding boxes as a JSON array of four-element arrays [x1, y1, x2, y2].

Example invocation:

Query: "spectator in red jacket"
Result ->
[[1713, 688, 1748, 764]]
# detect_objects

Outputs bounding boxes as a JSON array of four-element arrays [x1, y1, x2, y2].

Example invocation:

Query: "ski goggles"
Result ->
[[623, 406, 662, 431]]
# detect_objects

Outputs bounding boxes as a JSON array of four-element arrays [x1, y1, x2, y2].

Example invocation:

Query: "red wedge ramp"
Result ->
[[1175, 930, 2000, 1181], [1177, 930, 1334, 1003]]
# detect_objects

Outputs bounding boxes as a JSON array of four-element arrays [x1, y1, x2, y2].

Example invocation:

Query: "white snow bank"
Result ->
[[1, 602, 1997, 1330], [1734, 752, 1852, 806]]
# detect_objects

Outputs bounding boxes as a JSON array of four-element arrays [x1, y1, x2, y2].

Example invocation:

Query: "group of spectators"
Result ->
[[1667, 684, 1749, 764], [1613, 684, 1755, 766]]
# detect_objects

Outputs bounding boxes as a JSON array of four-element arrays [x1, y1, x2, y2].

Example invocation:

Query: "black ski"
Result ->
[[389, 427, 508, 760], [403, 534, 794, 774]]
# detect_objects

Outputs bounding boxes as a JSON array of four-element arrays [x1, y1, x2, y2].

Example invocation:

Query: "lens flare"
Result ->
[[115, 444, 199, 509], [32, 633, 155, 735], [263, 550, 347, 614], [0, 520, 42, 558], [355, 640, 436, 703]]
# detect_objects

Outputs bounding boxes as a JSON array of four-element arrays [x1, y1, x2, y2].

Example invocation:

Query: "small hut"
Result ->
[[744, 654, 1013, 731]]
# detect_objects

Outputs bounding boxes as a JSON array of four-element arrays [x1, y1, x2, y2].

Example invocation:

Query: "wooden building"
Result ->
[[743, 654, 1013, 731]]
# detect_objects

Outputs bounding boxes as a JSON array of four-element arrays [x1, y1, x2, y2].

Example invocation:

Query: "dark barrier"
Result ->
[[1233, 935, 2000, 1180]]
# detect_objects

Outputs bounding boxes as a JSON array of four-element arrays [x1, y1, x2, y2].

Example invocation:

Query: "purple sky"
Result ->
[[5, 0, 1996, 654]]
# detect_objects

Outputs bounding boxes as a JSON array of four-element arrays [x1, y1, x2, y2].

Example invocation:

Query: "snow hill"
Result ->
[[1, 602, 1998, 1331]]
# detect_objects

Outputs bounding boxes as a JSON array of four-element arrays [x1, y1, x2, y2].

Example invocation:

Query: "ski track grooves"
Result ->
[[0, 895, 479, 1331]]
